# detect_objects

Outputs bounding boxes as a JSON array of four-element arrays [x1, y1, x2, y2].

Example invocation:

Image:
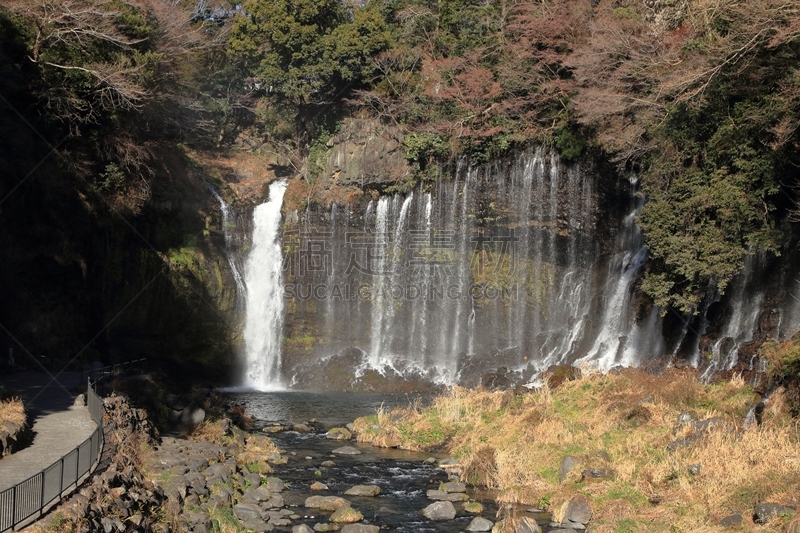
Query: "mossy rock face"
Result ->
[[330, 505, 364, 524]]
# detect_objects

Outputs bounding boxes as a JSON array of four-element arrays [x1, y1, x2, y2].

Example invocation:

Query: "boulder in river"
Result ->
[[310, 482, 328, 491], [467, 516, 494, 531], [326, 428, 352, 440], [332, 446, 362, 455], [515, 517, 542, 533], [442, 482, 466, 493], [330, 505, 364, 524], [344, 485, 381, 497], [463, 501, 484, 514], [305, 496, 350, 511], [420, 501, 456, 520], [292, 525, 314, 533]]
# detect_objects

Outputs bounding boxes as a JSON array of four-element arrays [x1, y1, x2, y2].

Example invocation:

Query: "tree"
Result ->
[[228, 0, 391, 105]]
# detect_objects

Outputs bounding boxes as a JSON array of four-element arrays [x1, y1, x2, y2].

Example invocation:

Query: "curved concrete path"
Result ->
[[0, 371, 96, 492]]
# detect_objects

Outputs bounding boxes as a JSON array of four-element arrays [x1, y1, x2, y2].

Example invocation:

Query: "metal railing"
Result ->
[[82, 358, 146, 385], [0, 380, 104, 532]]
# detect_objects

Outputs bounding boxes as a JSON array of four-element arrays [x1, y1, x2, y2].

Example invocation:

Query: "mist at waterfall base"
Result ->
[[235, 150, 800, 391]]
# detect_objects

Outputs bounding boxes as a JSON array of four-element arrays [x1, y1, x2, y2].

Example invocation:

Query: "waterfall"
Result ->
[[579, 202, 649, 370], [368, 197, 390, 367], [242, 179, 288, 390], [283, 149, 672, 387], [208, 184, 246, 306]]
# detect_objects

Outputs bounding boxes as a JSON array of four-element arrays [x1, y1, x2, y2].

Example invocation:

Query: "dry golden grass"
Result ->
[[0, 396, 26, 430], [356, 369, 800, 532]]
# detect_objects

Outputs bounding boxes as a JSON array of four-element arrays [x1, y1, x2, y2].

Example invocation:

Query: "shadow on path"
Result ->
[[0, 371, 95, 492]]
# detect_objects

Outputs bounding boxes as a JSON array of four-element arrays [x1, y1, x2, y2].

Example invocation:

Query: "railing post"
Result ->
[[39, 472, 45, 517]]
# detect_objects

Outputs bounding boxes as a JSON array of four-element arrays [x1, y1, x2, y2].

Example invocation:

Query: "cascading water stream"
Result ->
[[208, 184, 247, 306], [242, 179, 288, 390]]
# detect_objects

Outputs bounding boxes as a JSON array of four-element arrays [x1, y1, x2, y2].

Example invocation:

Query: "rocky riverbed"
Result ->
[[31, 393, 567, 533]]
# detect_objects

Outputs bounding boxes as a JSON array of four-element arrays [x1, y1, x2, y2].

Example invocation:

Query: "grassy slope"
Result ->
[[355, 369, 800, 532]]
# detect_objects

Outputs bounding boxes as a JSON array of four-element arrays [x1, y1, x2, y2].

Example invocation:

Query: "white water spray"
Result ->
[[207, 184, 246, 305], [242, 179, 288, 390]]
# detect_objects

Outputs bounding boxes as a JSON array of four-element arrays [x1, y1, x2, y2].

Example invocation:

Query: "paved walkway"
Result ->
[[0, 371, 96, 492]]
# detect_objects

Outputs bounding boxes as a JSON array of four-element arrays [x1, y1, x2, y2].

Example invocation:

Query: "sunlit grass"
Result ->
[[353, 368, 800, 531]]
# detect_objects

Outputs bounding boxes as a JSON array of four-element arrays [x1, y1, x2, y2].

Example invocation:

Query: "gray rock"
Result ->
[[420, 500, 456, 520], [754, 502, 795, 524], [515, 517, 542, 533], [344, 485, 381, 497], [205, 463, 233, 483], [100, 517, 114, 533], [426, 489, 468, 501], [559, 456, 579, 483], [580, 468, 614, 480], [321, 461, 336, 468], [272, 518, 293, 527], [234, 503, 263, 521], [305, 496, 351, 511], [564, 494, 592, 524], [666, 434, 700, 451], [294, 423, 313, 433], [244, 485, 272, 502], [466, 516, 494, 531], [424, 457, 437, 464], [292, 525, 315, 533], [442, 482, 466, 493], [245, 472, 262, 486], [719, 513, 743, 527], [693, 417, 729, 433], [265, 477, 285, 492], [267, 494, 285, 508], [688, 464, 701, 476], [73, 394, 86, 406], [340, 525, 380, 533], [180, 406, 206, 430], [63, 493, 90, 520], [330, 505, 364, 524], [313, 524, 337, 532], [332, 446, 362, 455], [676, 411, 695, 428]]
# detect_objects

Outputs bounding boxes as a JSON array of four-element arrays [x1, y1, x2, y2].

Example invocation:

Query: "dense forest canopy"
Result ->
[[1, 0, 799, 315]]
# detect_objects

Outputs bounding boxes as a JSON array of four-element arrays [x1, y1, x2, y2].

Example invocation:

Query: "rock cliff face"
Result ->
[[319, 118, 409, 190]]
